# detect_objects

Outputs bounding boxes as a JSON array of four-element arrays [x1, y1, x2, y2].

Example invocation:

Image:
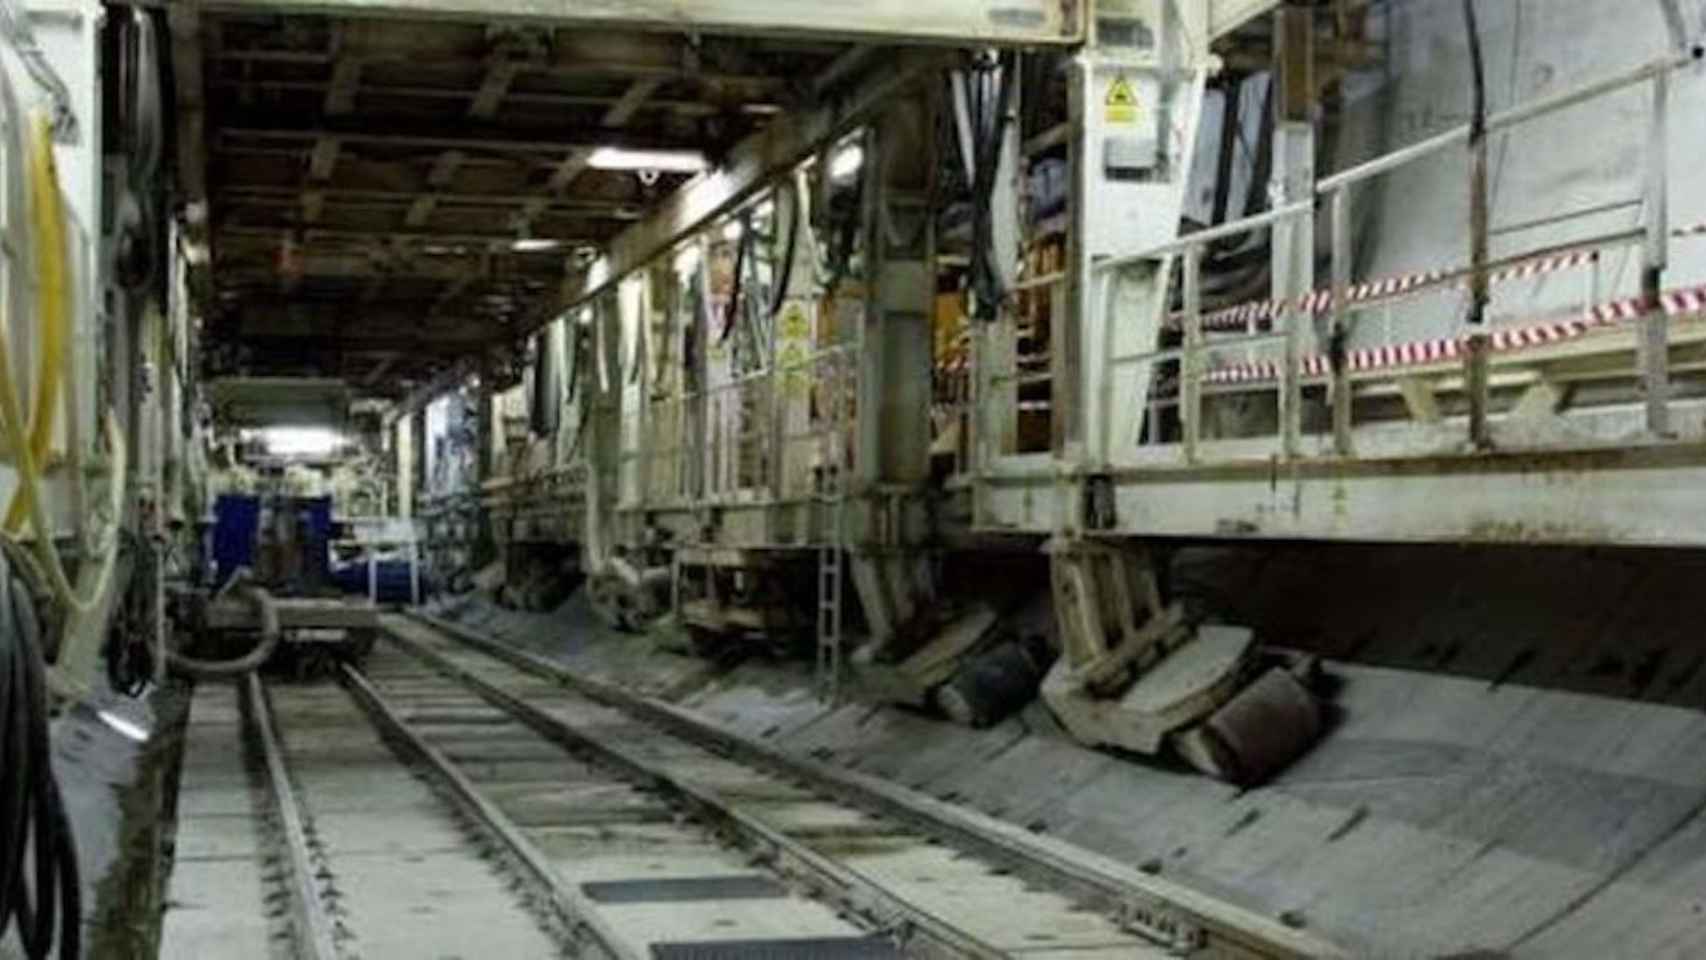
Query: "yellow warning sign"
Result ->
[[778, 342, 810, 395], [1105, 74, 1139, 125], [779, 301, 811, 341]]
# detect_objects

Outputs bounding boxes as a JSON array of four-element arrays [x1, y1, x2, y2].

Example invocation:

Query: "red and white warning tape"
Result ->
[[1196, 284, 1706, 386], [1169, 221, 1706, 334]]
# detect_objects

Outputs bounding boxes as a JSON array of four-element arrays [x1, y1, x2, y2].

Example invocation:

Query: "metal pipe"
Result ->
[[1491, 198, 1643, 237], [1330, 191, 1353, 454], [1110, 331, 1289, 367], [1183, 247, 1204, 463], [1094, 200, 1314, 274], [1642, 70, 1672, 435], [1463, 0, 1493, 450]]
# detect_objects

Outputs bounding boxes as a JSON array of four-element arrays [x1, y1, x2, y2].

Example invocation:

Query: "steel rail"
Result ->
[[336, 664, 629, 960], [401, 611, 1347, 959], [243, 674, 341, 960], [379, 627, 1002, 960]]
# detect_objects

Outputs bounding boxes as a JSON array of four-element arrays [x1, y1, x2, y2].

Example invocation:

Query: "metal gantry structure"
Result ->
[[366, 0, 1706, 764]]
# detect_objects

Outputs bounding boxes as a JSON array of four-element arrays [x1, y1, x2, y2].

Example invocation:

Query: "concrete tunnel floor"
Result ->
[[432, 543, 1706, 959], [29, 542, 1706, 958]]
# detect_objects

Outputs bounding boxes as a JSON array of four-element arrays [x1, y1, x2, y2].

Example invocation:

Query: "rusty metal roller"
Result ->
[[1197, 667, 1323, 787]]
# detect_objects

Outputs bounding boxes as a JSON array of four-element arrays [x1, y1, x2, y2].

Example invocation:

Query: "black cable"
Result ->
[[0, 545, 81, 959], [1464, 0, 1487, 144], [717, 210, 754, 348], [114, 9, 162, 294], [1463, 0, 1490, 329], [823, 160, 863, 300], [767, 182, 800, 320], [969, 51, 1017, 323], [105, 534, 153, 698]]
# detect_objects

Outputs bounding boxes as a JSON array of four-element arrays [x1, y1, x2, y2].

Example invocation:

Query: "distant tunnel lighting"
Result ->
[[511, 238, 562, 253], [248, 426, 343, 457], [830, 144, 864, 180], [586, 147, 708, 173], [673, 246, 702, 276]]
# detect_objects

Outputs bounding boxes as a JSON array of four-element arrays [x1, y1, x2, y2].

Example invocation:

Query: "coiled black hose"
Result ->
[[0, 546, 80, 959], [165, 581, 281, 680]]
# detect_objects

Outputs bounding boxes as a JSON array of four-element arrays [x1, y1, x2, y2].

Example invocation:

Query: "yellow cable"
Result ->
[[0, 110, 124, 616], [4, 111, 66, 532]]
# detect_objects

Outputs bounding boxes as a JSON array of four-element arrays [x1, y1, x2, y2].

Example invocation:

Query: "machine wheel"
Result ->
[[1177, 667, 1322, 786], [934, 637, 1052, 728]]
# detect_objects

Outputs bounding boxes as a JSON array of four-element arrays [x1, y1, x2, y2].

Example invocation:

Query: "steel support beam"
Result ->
[[219, 224, 605, 246], [167, 6, 208, 222], [574, 47, 948, 310], [192, 0, 1082, 46], [217, 118, 697, 155]]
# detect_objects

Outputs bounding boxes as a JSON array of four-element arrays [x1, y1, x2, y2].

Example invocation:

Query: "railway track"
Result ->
[[161, 673, 565, 958], [163, 615, 1343, 959], [383, 612, 1346, 959]]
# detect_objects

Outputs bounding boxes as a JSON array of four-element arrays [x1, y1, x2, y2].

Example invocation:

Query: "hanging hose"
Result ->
[[768, 181, 801, 320], [0, 119, 127, 619], [4, 113, 68, 536], [165, 581, 282, 680], [0, 90, 81, 960], [0, 541, 81, 960], [968, 51, 1017, 323], [114, 9, 163, 295], [718, 210, 753, 347]]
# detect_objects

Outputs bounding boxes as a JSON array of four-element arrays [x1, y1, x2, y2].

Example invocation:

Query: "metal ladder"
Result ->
[[815, 354, 849, 705]]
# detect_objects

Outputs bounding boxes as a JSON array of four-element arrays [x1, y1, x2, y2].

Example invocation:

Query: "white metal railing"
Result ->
[[1092, 49, 1698, 465], [619, 343, 858, 511]]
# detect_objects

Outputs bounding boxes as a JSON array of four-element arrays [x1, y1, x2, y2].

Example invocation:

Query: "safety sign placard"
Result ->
[[1105, 74, 1139, 125]]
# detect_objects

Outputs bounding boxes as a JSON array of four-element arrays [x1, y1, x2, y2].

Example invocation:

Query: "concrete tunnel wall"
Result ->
[[1328, 0, 1706, 347]]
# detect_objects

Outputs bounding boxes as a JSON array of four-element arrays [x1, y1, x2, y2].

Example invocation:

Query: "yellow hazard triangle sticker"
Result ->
[[1105, 75, 1138, 125]]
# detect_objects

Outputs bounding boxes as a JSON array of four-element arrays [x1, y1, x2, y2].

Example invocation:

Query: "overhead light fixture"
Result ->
[[830, 144, 864, 180], [247, 426, 344, 458], [722, 220, 744, 242], [586, 146, 709, 173], [511, 238, 562, 253]]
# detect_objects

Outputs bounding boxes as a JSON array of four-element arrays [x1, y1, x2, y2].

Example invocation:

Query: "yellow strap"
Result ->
[[4, 112, 67, 532]]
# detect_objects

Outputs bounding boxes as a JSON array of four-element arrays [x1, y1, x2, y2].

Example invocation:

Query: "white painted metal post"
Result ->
[[1182, 247, 1204, 463], [1329, 190, 1353, 455], [1272, 5, 1315, 459], [1641, 70, 1671, 436]]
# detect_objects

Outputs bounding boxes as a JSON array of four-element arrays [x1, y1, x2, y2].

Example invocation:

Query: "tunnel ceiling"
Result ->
[[184, 13, 868, 397]]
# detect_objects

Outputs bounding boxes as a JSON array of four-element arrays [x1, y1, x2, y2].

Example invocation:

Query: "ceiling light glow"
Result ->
[[830, 144, 864, 180], [586, 147, 709, 173], [511, 238, 562, 253], [246, 427, 344, 458]]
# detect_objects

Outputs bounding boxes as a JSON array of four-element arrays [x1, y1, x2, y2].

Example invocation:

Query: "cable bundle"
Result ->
[[0, 543, 80, 959]]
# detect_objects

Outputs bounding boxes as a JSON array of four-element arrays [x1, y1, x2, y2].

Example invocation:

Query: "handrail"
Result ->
[[1094, 200, 1312, 274], [1092, 52, 1694, 280]]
